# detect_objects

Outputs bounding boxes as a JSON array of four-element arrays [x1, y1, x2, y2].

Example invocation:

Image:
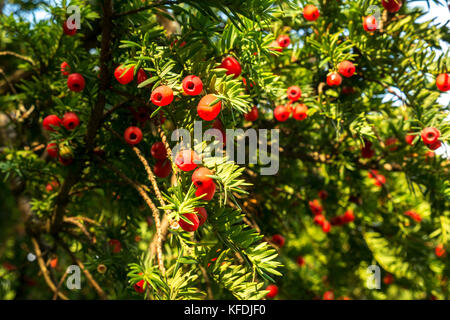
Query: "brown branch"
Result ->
[[52, 269, 69, 300], [58, 240, 107, 300], [50, 0, 114, 233], [31, 237, 69, 300], [0, 51, 35, 65], [94, 156, 166, 275]]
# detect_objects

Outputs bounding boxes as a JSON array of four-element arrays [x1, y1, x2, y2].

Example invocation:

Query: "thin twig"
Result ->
[[31, 237, 69, 300]]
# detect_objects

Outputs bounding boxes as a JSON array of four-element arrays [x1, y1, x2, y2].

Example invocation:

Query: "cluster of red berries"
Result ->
[[151, 141, 172, 178], [421, 127, 442, 151], [45, 180, 59, 192], [435, 243, 446, 258], [309, 199, 331, 233], [273, 86, 309, 122], [114, 64, 151, 87], [363, 1, 403, 33], [171, 152, 216, 232], [178, 207, 208, 232], [368, 170, 386, 187], [404, 210, 422, 223], [43, 112, 80, 165], [326, 60, 355, 87], [330, 209, 355, 226], [61, 61, 86, 92]]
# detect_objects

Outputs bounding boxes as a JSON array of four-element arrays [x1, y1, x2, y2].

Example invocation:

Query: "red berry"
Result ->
[[338, 60, 355, 78], [49, 257, 58, 268], [287, 86, 302, 101], [151, 142, 167, 160], [137, 69, 148, 86], [436, 244, 446, 257], [151, 85, 174, 106], [62, 112, 80, 130], [382, 0, 402, 13], [60, 61, 70, 76], [383, 274, 394, 285], [67, 73, 85, 92], [195, 183, 216, 201], [134, 280, 145, 293], [46, 143, 59, 158], [296, 256, 306, 267], [265, 284, 278, 298], [363, 16, 378, 32], [244, 106, 259, 122], [342, 210, 355, 223], [361, 140, 375, 159], [192, 167, 214, 189], [182, 75, 203, 96], [428, 140, 442, 150], [271, 234, 285, 248], [314, 214, 326, 226], [124, 126, 143, 145], [153, 159, 172, 178], [46, 181, 59, 192], [277, 35, 291, 47], [212, 118, 226, 146], [436, 73, 450, 92], [323, 290, 334, 300], [179, 212, 200, 232], [404, 210, 422, 223], [385, 137, 398, 151], [318, 190, 328, 200], [175, 149, 200, 172], [292, 104, 308, 121], [405, 133, 415, 145], [219, 56, 242, 78], [309, 199, 323, 215], [421, 127, 440, 145], [63, 20, 77, 36], [269, 40, 282, 52], [197, 94, 222, 121], [108, 239, 121, 253], [322, 220, 331, 233], [195, 207, 208, 226], [326, 72, 342, 86], [303, 4, 320, 21], [114, 65, 135, 85], [42, 115, 62, 131], [274, 105, 290, 122]]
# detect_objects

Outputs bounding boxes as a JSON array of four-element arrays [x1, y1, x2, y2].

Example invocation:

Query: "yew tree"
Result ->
[[0, 0, 449, 300]]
